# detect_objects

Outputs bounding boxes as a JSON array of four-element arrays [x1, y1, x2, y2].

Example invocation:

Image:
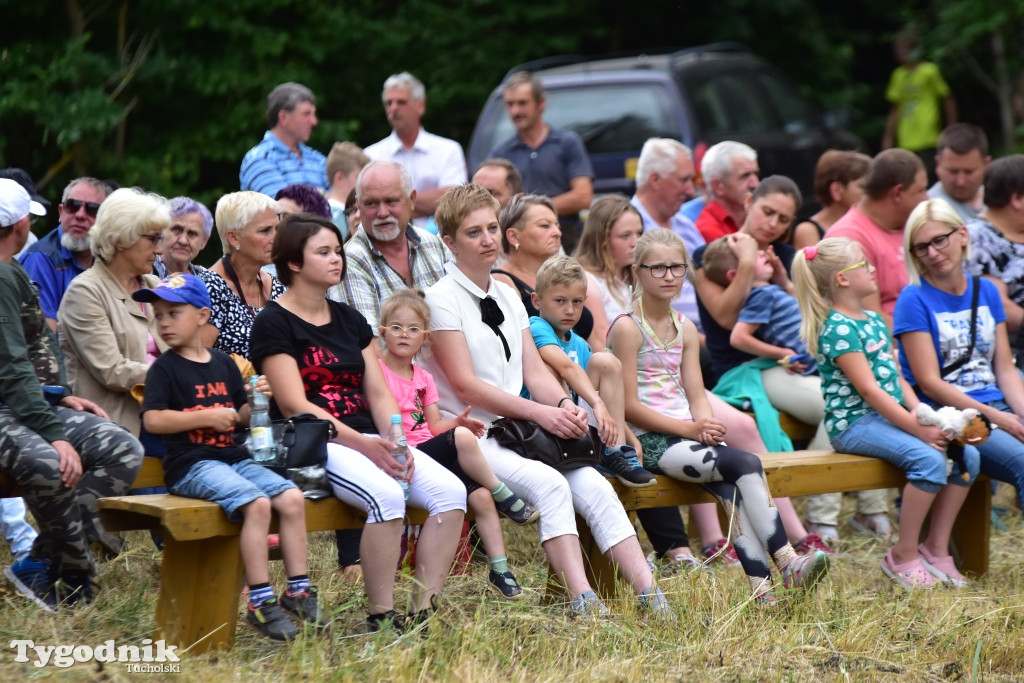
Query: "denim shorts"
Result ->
[[831, 411, 980, 493], [170, 459, 296, 521]]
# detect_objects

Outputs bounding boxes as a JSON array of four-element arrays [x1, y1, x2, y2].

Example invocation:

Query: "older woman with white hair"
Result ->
[[153, 196, 213, 277], [199, 191, 285, 359], [58, 187, 170, 435]]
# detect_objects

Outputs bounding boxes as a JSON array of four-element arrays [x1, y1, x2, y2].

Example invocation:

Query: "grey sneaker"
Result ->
[[281, 586, 327, 627], [646, 551, 708, 578], [599, 445, 656, 488], [247, 597, 300, 641]]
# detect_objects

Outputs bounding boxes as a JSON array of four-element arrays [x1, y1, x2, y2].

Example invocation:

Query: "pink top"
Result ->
[[624, 312, 693, 436], [378, 359, 439, 447], [826, 205, 907, 317]]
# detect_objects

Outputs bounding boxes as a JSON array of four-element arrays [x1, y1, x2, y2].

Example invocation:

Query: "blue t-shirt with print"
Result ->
[[524, 315, 592, 399], [893, 277, 1006, 404], [817, 309, 903, 440]]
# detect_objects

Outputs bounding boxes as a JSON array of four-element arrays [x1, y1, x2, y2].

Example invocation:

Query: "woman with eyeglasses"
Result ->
[[198, 192, 286, 360], [492, 194, 602, 350], [57, 188, 170, 436], [894, 198, 1024, 516]]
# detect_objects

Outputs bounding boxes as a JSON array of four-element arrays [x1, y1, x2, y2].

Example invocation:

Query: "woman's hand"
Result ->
[[988, 410, 1024, 443], [358, 434, 408, 478], [58, 395, 109, 419], [692, 417, 727, 446], [454, 406, 486, 438], [536, 403, 588, 439], [592, 400, 619, 447]]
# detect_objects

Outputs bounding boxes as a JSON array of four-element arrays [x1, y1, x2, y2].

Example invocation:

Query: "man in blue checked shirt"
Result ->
[[240, 82, 327, 197]]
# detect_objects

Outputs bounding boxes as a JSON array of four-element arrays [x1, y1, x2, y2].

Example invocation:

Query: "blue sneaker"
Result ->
[[599, 445, 656, 488], [4, 556, 56, 612]]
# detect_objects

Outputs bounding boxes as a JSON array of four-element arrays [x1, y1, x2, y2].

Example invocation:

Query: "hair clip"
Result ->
[[803, 246, 818, 260]]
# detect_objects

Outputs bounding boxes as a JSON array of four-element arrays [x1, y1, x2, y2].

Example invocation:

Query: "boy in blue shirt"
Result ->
[[528, 255, 655, 487], [137, 273, 322, 641]]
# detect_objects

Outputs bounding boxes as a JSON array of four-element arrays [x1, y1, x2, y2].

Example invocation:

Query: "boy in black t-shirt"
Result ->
[[137, 273, 321, 641]]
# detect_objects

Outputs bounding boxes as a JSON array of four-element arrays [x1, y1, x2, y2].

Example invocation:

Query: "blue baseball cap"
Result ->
[[132, 272, 212, 309]]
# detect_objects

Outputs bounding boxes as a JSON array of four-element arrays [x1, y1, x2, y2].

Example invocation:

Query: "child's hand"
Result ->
[[693, 417, 726, 446], [454, 406, 486, 438], [592, 401, 619, 448], [207, 407, 240, 432], [251, 374, 272, 400], [914, 424, 950, 451], [727, 232, 759, 262]]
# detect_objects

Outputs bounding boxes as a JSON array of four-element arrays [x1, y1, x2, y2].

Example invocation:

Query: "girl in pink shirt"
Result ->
[[377, 289, 538, 599]]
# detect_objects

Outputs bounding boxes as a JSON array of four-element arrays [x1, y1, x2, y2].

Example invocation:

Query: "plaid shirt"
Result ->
[[330, 225, 450, 331]]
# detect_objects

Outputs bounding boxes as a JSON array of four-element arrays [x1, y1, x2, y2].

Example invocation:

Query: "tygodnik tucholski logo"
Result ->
[[10, 638, 181, 672]]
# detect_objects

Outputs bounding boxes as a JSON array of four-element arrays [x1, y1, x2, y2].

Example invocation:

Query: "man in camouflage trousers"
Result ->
[[0, 178, 143, 610]]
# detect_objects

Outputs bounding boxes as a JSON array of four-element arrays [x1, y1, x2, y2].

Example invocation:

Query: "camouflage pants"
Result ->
[[0, 406, 143, 575]]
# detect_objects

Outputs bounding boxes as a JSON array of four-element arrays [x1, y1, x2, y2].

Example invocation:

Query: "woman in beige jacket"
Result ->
[[58, 188, 170, 436]]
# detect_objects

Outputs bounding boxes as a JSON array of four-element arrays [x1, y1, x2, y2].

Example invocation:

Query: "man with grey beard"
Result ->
[[20, 177, 111, 332], [330, 160, 449, 332]]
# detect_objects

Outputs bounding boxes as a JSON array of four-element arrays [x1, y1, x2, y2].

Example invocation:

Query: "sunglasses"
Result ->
[[63, 199, 101, 217]]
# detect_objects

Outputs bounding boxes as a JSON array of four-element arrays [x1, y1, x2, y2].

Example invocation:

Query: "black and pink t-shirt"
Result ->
[[250, 299, 376, 434]]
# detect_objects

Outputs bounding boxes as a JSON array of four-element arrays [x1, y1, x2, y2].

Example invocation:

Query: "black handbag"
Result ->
[[487, 418, 602, 472], [266, 413, 336, 499]]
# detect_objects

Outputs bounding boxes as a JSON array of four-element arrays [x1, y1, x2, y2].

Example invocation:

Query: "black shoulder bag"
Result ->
[[940, 276, 980, 379]]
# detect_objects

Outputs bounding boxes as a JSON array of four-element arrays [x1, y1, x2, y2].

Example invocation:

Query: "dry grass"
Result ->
[[3, 494, 1024, 682]]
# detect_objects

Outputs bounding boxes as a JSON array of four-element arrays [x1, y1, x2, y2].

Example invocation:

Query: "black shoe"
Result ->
[[495, 494, 540, 526], [488, 569, 524, 600], [406, 594, 438, 633], [281, 586, 327, 627], [598, 445, 656, 488], [247, 597, 299, 641], [366, 609, 406, 634], [55, 570, 96, 607]]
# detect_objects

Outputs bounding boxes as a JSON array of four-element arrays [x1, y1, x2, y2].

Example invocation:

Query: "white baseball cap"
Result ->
[[0, 178, 45, 228]]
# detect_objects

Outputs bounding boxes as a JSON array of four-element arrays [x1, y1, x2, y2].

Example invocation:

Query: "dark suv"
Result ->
[[468, 43, 862, 207]]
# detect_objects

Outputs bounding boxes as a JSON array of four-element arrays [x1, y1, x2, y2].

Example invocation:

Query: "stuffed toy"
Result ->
[[915, 404, 992, 481]]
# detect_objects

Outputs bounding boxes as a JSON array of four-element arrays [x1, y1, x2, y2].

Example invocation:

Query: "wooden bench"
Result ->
[[573, 450, 991, 599], [4, 449, 992, 653]]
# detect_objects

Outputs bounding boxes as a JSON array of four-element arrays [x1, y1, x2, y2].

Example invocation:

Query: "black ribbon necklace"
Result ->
[[480, 297, 511, 361]]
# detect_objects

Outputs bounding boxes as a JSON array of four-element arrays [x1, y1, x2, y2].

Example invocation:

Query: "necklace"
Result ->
[[221, 256, 267, 318]]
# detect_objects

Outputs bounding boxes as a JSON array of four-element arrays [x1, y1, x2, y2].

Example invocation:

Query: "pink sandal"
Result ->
[[918, 544, 969, 588], [880, 548, 938, 590]]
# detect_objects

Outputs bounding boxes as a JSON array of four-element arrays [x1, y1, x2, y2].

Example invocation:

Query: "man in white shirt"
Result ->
[[928, 123, 990, 223], [364, 72, 467, 229]]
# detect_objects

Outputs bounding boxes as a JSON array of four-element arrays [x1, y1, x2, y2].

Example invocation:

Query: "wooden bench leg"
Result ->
[[155, 536, 244, 653], [952, 480, 991, 577], [576, 514, 620, 600]]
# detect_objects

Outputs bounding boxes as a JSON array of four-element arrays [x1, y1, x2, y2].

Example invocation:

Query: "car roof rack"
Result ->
[[502, 43, 751, 82]]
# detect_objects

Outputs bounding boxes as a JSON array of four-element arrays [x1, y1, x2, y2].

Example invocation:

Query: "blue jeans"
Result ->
[[0, 498, 37, 561], [170, 459, 295, 521], [979, 400, 1024, 498], [831, 412, 980, 494]]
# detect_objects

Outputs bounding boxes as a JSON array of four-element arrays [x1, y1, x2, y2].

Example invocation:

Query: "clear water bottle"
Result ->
[[248, 375, 276, 463], [386, 414, 410, 500]]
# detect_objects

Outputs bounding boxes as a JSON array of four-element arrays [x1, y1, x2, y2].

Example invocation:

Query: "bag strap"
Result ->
[[940, 275, 980, 379]]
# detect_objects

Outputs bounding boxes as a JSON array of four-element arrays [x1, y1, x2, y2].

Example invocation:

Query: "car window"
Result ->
[[483, 84, 678, 156], [683, 71, 779, 134], [750, 68, 820, 133]]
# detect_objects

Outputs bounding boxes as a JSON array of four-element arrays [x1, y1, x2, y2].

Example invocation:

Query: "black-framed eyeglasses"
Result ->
[[910, 227, 960, 258], [639, 263, 688, 278], [63, 199, 101, 217], [141, 233, 164, 246]]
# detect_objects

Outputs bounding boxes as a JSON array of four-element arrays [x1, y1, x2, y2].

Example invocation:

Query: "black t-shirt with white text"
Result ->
[[142, 349, 249, 487]]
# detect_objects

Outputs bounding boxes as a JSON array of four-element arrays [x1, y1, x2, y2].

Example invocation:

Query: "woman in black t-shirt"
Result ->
[[250, 214, 466, 632]]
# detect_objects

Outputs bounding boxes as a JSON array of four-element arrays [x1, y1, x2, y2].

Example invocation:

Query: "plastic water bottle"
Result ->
[[248, 375, 276, 463], [387, 414, 410, 500]]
